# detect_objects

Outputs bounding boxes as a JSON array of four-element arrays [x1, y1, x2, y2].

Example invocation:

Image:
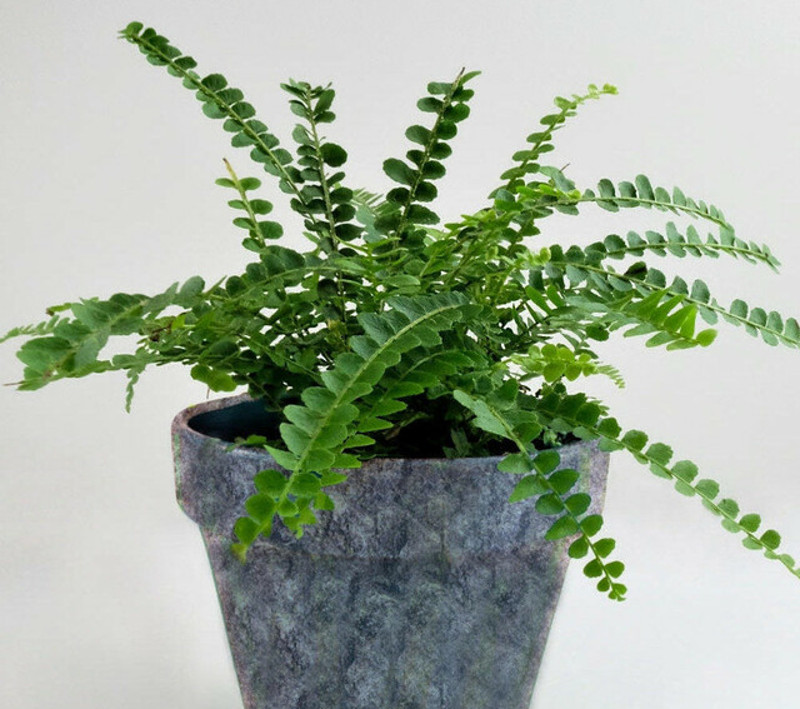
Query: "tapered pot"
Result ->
[[172, 394, 610, 709]]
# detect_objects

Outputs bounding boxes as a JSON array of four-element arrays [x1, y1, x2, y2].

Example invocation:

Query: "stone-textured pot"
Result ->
[[172, 394, 609, 709]]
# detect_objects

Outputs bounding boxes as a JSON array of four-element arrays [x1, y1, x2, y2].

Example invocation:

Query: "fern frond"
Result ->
[[216, 160, 282, 252], [119, 22, 321, 232], [511, 343, 625, 388], [504, 172, 734, 232], [377, 70, 480, 243], [494, 82, 618, 196], [544, 251, 800, 349], [231, 292, 476, 560], [586, 223, 780, 271], [282, 79, 362, 248], [568, 289, 717, 351], [534, 389, 800, 581], [9, 277, 210, 392], [580, 175, 732, 229], [453, 387, 627, 601]]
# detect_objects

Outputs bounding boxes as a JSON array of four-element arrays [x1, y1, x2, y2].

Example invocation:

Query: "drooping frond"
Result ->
[[581, 175, 733, 229], [497, 171, 735, 233], [533, 388, 800, 582], [569, 289, 718, 351], [231, 292, 477, 560], [543, 248, 800, 349], [453, 386, 627, 601], [12, 280, 204, 391]]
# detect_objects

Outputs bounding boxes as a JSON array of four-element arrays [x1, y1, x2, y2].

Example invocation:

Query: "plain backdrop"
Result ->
[[1, 2, 798, 708]]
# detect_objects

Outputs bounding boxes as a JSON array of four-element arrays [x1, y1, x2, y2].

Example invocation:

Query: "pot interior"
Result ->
[[188, 399, 278, 442]]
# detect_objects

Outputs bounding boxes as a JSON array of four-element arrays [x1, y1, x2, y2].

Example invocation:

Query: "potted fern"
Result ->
[[3, 20, 798, 708]]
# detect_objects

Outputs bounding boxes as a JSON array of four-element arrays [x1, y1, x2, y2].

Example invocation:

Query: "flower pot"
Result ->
[[172, 394, 610, 709]]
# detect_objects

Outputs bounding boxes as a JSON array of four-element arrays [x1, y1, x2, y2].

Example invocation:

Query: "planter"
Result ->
[[172, 394, 610, 709]]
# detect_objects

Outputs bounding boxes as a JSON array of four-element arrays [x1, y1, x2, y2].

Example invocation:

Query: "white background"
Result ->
[[1, 2, 798, 707]]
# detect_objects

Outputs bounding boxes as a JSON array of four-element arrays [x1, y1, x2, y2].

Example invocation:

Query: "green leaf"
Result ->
[[320, 143, 347, 167], [546, 516, 579, 540], [695, 479, 720, 499], [739, 513, 761, 533], [498, 452, 534, 474], [594, 538, 616, 558], [509, 475, 546, 502], [622, 430, 648, 451], [564, 493, 591, 515], [233, 517, 259, 545], [254, 469, 288, 495], [535, 493, 564, 515], [406, 125, 432, 145], [383, 158, 416, 186], [760, 530, 781, 550], [190, 364, 237, 391], [569, 537, 590, 558], [417, 97, 443, 113], [548, 469, 580, 494], [245, 493, 276, 522], [290, 473, 322, 497], [533, 449, 560, 474], [581, 514, 603, 536], [314, 492, 336, 511]]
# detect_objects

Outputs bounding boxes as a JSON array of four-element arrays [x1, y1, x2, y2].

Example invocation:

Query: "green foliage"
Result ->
[[232, 292, 475, 559], [532, 388, 800, 579], [454, 386, 627, 600], [2, 21, 798, 599]]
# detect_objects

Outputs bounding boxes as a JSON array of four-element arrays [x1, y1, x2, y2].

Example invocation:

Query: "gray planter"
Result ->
[[172, 394, 610, 709]]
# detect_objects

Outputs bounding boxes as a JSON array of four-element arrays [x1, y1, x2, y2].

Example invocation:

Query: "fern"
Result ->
[[4, 22, 799, 600]]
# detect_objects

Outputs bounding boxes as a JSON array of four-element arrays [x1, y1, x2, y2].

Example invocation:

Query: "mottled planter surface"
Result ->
[[172, 394, 609, 709]]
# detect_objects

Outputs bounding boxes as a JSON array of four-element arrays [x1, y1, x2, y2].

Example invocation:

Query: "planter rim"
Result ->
[[173, 391, 590, 464]]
